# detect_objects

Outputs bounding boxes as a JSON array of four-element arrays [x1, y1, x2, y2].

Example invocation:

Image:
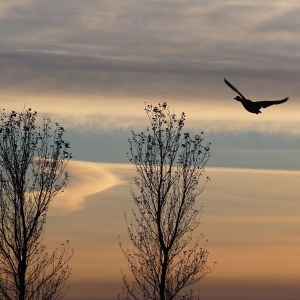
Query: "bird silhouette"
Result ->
[[224, 78, 289, 114]]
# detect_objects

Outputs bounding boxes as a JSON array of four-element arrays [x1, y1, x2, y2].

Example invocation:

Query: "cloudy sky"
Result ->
[[1, 0, 300, 299]]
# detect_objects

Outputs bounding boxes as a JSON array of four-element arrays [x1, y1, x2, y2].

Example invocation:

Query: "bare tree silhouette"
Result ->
[[119, 103, 214, 300], [0, 108, 73, 300]]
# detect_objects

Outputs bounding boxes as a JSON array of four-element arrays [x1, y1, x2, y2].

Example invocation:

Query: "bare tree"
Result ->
[[0, 108, 73, 300], [119, 103, 214, 300]]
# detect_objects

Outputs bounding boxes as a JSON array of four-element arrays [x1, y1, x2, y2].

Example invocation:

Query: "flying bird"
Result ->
[[224, 78, 289, 114]]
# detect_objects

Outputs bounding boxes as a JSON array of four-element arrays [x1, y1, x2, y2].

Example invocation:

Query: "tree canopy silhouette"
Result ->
[[0, 108, 73, 300], [119, 103, 214, 300]]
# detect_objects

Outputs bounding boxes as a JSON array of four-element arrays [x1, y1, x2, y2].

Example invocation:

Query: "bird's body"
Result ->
[[224, 78, 289, 114]]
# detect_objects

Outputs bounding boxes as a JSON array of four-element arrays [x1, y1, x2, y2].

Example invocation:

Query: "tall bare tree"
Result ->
[[0, 108, 73, 300], [119, 103, 214, 300]]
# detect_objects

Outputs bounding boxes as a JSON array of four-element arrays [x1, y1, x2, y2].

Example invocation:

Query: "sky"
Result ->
[[1, 0, 300, 299]]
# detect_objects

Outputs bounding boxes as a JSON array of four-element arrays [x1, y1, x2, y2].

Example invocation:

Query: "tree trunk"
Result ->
[[160, 251, 168, 300], [19, 255, 26, 300]]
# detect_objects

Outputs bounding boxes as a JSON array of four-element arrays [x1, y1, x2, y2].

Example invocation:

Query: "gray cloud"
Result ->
[[1, 0, 299, 159], [254, 4, 300, 34], [0, 48, 298, 101], [0, 1, 300, 102], [1, 1, 300, 58]]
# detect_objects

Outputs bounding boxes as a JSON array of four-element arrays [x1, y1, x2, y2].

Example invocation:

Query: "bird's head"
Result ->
[[234, 96, 243, 102]]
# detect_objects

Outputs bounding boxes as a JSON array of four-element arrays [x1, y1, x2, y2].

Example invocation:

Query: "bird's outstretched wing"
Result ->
[[256, 97, 289, 109], [224, 78, 246, 99]]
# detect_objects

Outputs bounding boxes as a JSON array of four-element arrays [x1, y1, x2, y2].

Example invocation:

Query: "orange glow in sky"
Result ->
[[1, 0, 300, 299]]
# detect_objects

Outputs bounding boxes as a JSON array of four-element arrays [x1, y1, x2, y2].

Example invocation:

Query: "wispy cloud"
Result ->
[[50, 161, 126, 215]]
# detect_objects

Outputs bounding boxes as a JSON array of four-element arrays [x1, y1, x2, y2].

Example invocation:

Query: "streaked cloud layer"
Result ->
[[1, 0, 300, 135]]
